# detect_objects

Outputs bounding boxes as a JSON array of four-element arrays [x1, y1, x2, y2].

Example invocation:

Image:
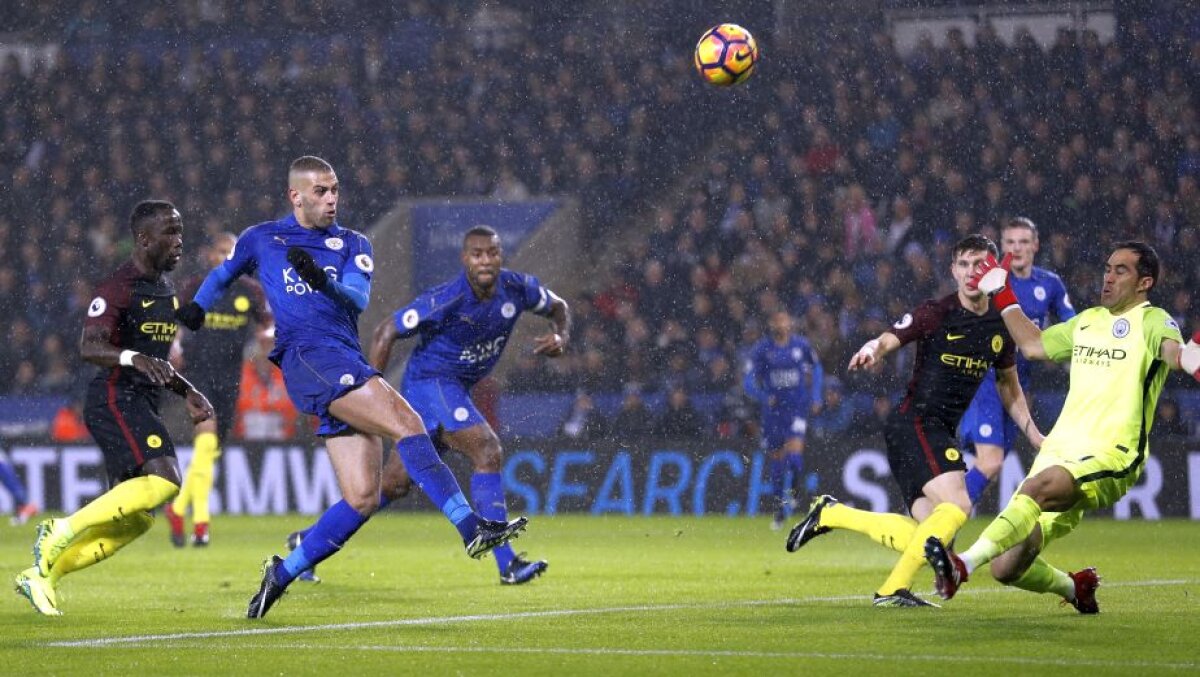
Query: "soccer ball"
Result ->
[[694, 24, 759, 87]]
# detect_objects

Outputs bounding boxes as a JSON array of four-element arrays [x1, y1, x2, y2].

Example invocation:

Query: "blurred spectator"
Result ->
[[611, 386, 655, 439], [657, 386, 707, 439], [234, 334, 299, 441], [50, 400, 89, 443], [813, 377, 854, 439], [1153, 398, 1189, 437], [559, 391, 609, 441]]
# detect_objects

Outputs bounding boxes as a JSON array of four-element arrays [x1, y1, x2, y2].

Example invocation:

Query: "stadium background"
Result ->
[[1, 0, 1198, 517]]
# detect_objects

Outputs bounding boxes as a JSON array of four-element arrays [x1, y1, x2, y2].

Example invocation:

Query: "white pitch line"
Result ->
[[229, 643, 1200, 671], [45, 578, 1194, 649]]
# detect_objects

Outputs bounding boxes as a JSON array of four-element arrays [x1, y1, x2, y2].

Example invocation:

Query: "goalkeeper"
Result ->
[[926, 240, 1200, 614]]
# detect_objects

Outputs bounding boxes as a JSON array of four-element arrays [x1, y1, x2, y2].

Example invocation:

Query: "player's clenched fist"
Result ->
[[287, 247, 329, 291]]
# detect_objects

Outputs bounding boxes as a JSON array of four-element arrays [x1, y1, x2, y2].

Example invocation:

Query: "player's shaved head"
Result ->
[[288, 155, 335, 188], [129, 200, 180, 238], [463, 225, 499, 250]]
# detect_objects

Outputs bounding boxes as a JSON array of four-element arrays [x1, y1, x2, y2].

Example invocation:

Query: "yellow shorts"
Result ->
[[1022, 439, 1146, 546]]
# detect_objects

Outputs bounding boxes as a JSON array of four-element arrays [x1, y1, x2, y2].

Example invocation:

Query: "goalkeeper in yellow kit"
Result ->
[[925, 240, 1200, 613]]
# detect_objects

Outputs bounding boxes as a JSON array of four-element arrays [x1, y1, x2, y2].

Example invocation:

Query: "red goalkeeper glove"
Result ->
[[1181, 330, 1200, 383], [969, 253, 1018, 312]]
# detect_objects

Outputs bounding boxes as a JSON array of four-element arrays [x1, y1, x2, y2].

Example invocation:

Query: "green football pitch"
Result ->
[[1, 514, 1197, 675]]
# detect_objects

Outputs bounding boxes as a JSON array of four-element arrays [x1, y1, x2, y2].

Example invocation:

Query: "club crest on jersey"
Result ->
[[979, 424, 993, 438], [454, 407, 470, 422], [991, 335, 1003, 353], [147, 435, 163, 449], [325, 237, 344, 251], [1113, 318, 1130, 338], [893, 313, 913, 330], [945, 447, 961, 462], [401, 309, 419, 329], [1034, 286, 1046, 301], [355, 254, 374, 273], [501, 302, 516, 319], [87, 297, 107, 317], [792, 348, 803, 360], [339, 373, 355, 386], [234, 296, 251, 312]]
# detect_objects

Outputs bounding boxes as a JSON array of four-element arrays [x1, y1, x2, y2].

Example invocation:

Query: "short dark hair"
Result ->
[[952, 234, 998, 260], [1111, 239, 1160, 290], [289, 155, 334, 175], [462, 225, 499, 249], [129, 200, 177, 237], [1003, 216, 1038, 237]]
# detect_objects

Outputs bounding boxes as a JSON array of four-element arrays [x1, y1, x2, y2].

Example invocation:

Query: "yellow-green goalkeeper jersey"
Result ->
[[1040, 301, 1182, 454]]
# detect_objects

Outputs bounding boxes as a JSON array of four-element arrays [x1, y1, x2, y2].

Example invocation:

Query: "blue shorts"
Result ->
[[958, 383, 1016, 452], [401, 376, 486, 435], [761, 410, 807, 450], [275, 344, 379, 436]]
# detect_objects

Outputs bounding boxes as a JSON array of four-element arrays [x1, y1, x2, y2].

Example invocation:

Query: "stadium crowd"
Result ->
[[1, 2, 1197, 438]]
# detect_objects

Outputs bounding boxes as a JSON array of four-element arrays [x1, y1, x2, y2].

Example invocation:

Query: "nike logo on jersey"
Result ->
[[141, 299, 156, 308], [1080, 325, 1091, 331], [946, 333, 965, 341]]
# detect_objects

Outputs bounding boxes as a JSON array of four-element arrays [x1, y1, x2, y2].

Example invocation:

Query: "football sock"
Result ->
[[819, 503, 918, 552], [471, 472, 514, 572], [396, 435, 478, 542], [173, 431, 219, 524], [964, 467, 990, 504], [0, 460, 29, 505], [961, 493, 1041, 573], [1008, 556, 1075, 600], [878, 502, 967, 596], [67, 475, 178, 535], [278, 499, 368, 585], [770, 457, 787, 506], [787, 454, 805, 496], [49, 512, 154, 585]]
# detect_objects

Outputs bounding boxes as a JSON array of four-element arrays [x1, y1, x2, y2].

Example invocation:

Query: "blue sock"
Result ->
[[770, 457, 786, 507], [0, 461, 28, 505], [471, 472, 514, 571], [965, 467, 990, 504], [397, 435, 478, 542], [297, 492, 390, 542], [787, 454, 805, 495], [277, 499, 369, 585]]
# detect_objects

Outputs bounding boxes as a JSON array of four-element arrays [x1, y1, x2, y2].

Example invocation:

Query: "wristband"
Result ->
[[119, 350, 139, 367]]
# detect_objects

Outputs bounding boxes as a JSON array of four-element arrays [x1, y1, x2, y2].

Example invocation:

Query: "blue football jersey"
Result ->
[[743, 335, 824, 415], [220, 214, 374, 358], [396, 269, 556, 385]]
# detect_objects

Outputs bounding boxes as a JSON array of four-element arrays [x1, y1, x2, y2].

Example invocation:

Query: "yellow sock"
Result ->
[[174, 432, 219, 523], [878, 502, 968, 596], [49, 512, 154, 585], [961, 493, 1042, 572], [66, 475, 178, 534], [1008, 556, 1075, 600], [819, 503, 918, 553]]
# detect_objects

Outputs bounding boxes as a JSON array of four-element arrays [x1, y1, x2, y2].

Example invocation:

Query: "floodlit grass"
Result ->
[[1, 514, 1197, 675]]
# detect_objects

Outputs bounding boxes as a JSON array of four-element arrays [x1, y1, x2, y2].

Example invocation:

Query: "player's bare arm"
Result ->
[[847, 332, 900, 370], [533, 295, 571, 358], [995, 365, 1043, 449], [80, 324, 175, 386], [998, 308, 1049, 361], [368, 316, 402, 371]]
